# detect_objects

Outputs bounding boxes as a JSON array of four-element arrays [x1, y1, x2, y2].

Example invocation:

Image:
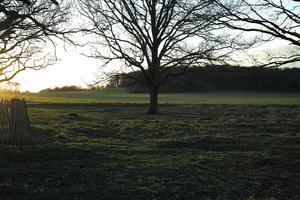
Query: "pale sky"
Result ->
[[12, 39, 299, 93], [2, 0, 299, 92], [14, 47, 100, 92]]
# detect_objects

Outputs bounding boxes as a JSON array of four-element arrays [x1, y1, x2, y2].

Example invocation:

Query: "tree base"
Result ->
[[147, 107, 159, 114]]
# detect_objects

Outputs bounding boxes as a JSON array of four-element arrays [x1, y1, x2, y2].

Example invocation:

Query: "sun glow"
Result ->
[[14, 50, 99, 93], [8, 35, 300, 93]]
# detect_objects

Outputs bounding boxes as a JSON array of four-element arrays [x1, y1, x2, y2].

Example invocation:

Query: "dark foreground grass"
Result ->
[[0, 104, 299, 200]]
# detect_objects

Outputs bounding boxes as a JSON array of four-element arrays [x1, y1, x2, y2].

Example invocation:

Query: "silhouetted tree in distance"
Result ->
[[18, 0, 58, 5], [0, 0, 72, 83], [118, 66, 300, 93], [78, 0, 246, 114]]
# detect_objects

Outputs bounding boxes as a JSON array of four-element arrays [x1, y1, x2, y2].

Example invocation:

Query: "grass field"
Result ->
[[0, 102, 299, 200], [1, 89, 300, 199], [1, 88, 300, 104]]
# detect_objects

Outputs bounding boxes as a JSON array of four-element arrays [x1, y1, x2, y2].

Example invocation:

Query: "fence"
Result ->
[[0, 98, 31, 145]]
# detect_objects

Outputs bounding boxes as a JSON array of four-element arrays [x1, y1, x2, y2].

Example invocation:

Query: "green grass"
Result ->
[[1, 88, 300, 104], [0, 103, 299, 199]]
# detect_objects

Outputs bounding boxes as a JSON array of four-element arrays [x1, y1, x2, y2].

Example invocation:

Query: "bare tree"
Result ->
[[78, 0, 244, 113], [215, 0, 300, 68], [0, 0, 72, 83]]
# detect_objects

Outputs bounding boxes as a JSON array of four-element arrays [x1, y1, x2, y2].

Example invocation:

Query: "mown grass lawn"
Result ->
[[1, 88, 300, 104], [0, 103, 299, 200]]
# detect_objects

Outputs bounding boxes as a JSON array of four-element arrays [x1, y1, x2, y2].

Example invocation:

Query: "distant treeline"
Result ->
[[116, 65, 300, 93], [39, 85, 105, 93]]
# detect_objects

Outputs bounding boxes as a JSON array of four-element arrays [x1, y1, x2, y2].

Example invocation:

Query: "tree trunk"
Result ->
[[148, 87, 159, 114]]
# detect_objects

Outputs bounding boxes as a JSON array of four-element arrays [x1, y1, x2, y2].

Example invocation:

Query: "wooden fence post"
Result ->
[[0, 98, 31, 146]]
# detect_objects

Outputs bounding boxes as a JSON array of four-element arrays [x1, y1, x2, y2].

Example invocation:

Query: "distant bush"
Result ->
[[39, 85, 106, 93], [89, 85, 105, 90], [39, 85, 84, 93]]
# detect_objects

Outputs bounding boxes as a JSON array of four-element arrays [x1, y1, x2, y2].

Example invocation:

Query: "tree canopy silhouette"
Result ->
[[78, 0, 244, 113], [0, 0, 72, 83], [215, 0, 300, 67]]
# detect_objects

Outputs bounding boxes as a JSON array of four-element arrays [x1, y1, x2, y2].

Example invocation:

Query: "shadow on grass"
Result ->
[[0, 143, 154, 200], [1, 103, 299, 200]]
